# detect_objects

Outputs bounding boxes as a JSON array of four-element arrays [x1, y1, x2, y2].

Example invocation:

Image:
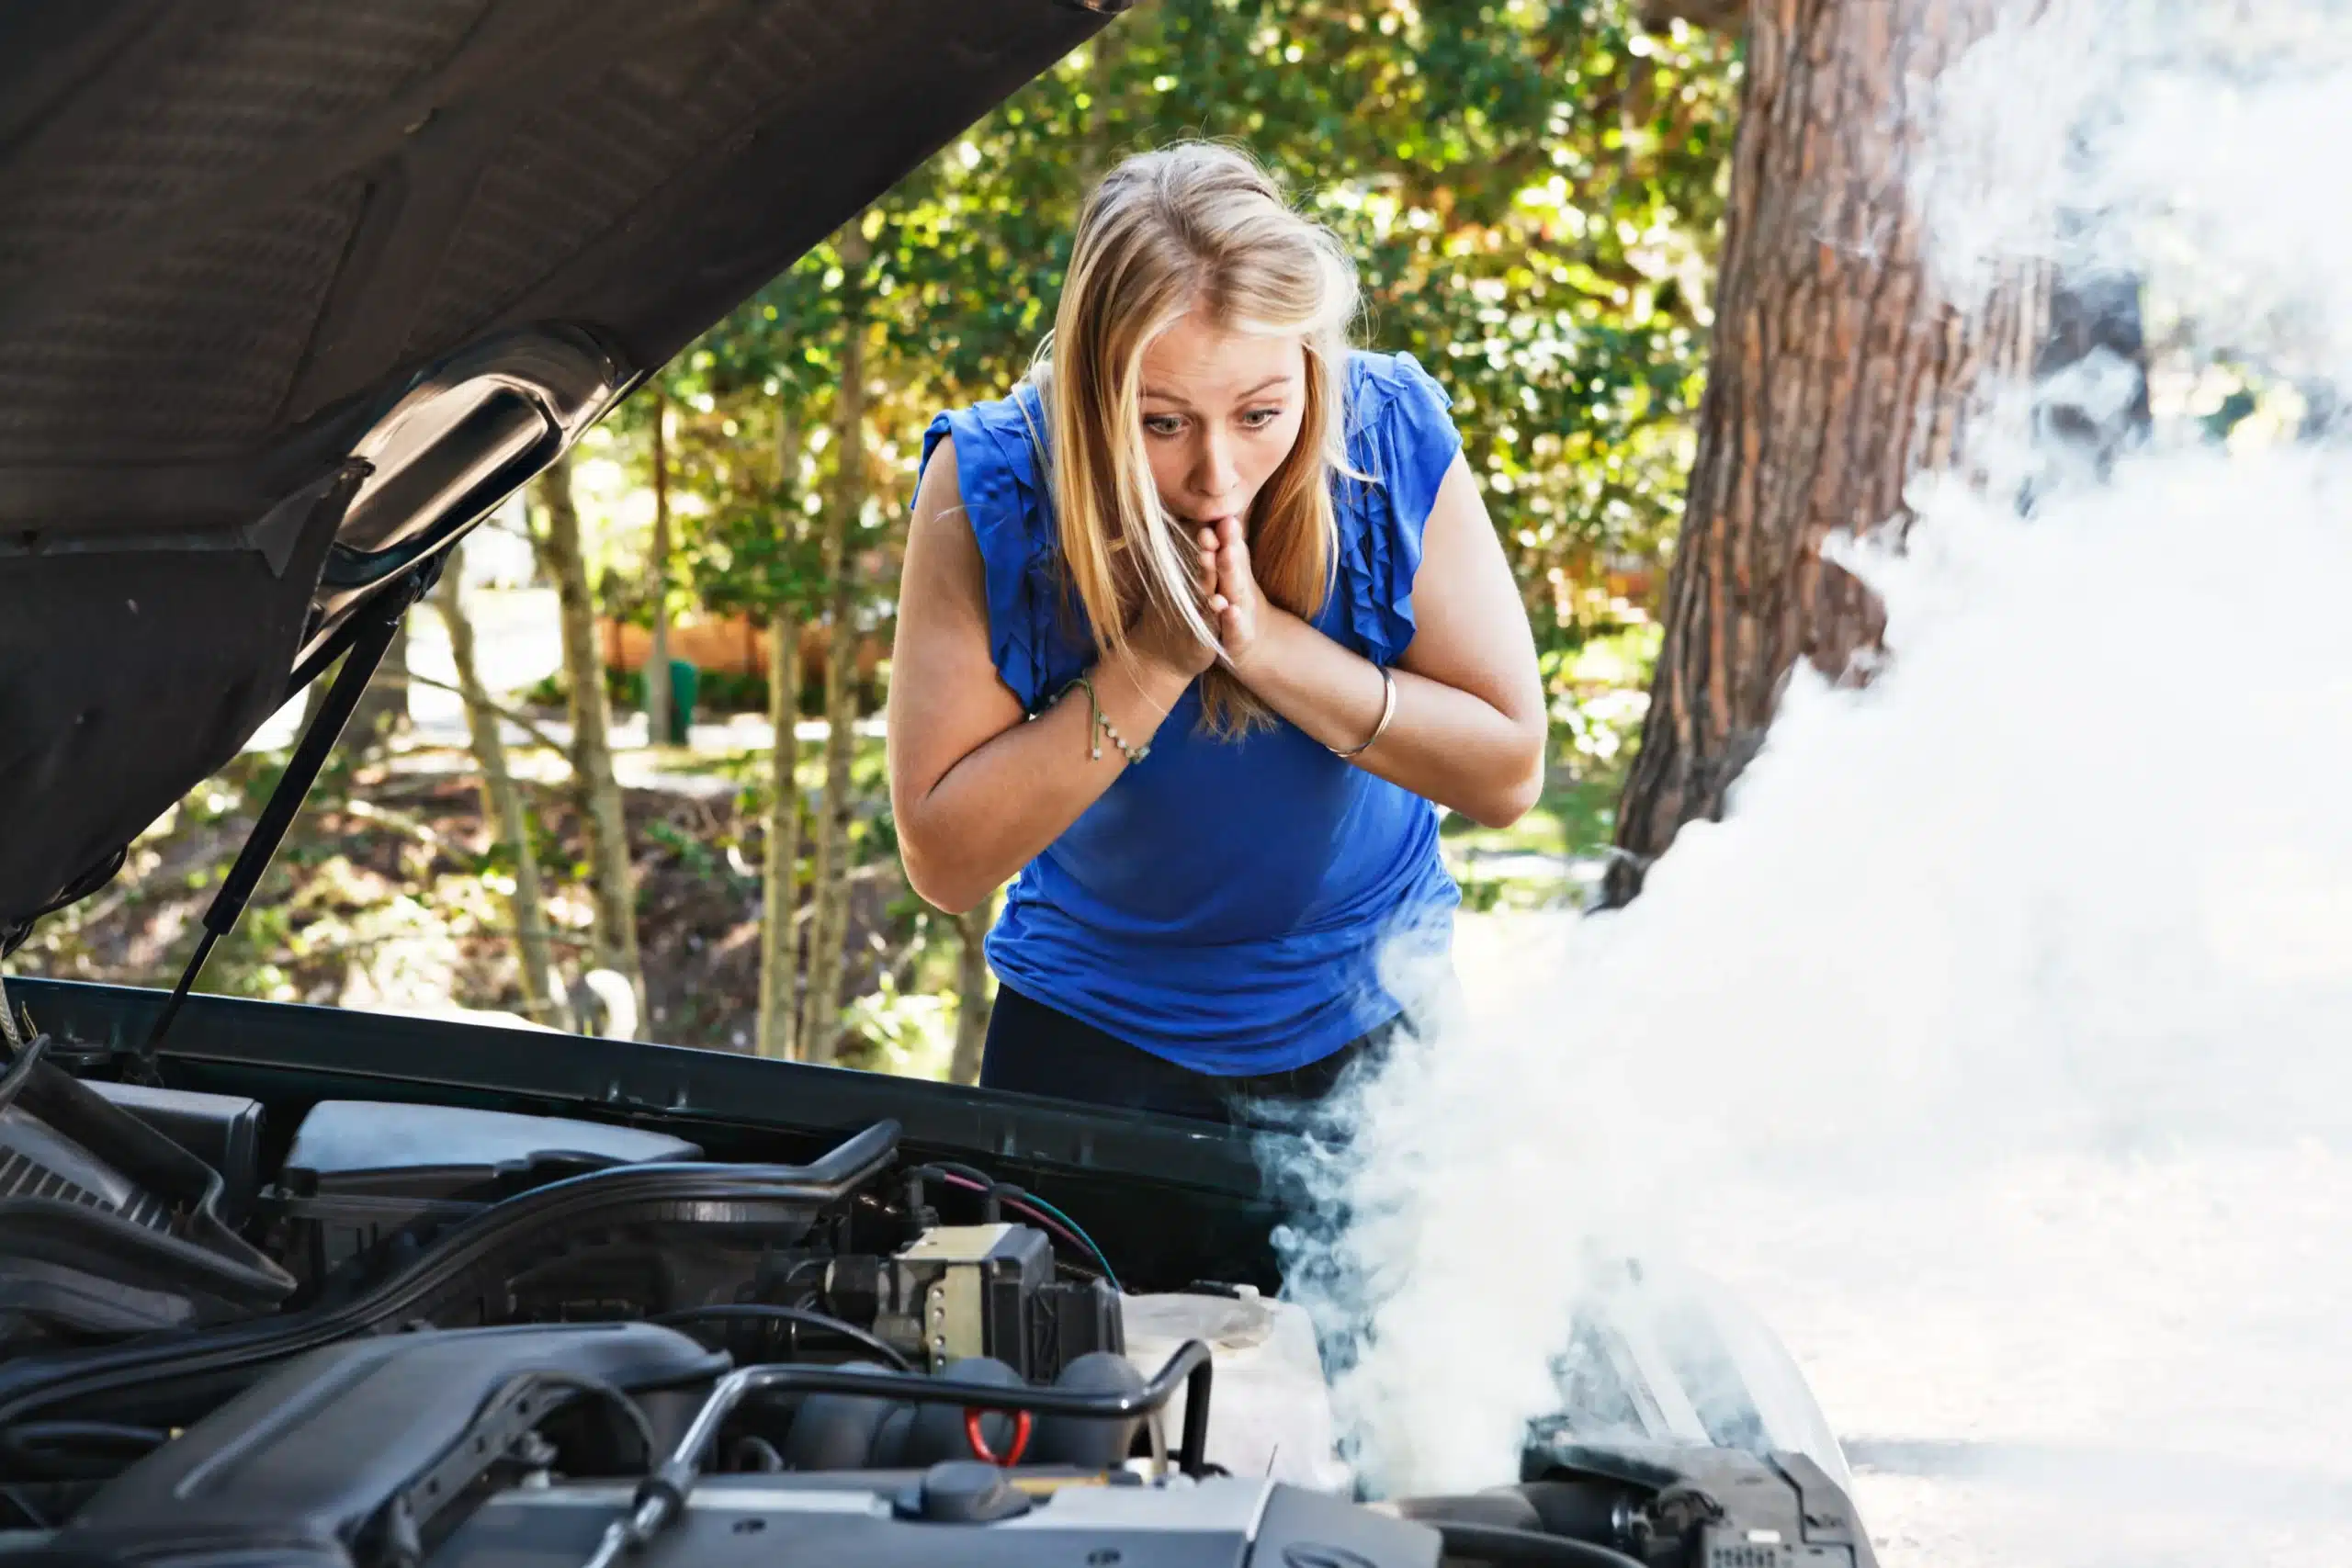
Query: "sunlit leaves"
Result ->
[[639, 0, 1737, 655]]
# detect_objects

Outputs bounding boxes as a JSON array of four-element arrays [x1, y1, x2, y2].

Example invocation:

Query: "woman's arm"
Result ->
[[1213, 452, 1547, 827], [887, 436, 1203, 914]]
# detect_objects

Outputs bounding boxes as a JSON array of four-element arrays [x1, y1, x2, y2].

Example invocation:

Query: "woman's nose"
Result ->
[[1191, 434, 1238, 503]]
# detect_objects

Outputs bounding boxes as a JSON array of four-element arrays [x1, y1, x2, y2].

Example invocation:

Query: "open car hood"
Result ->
[[0, 0, 1122, 942]]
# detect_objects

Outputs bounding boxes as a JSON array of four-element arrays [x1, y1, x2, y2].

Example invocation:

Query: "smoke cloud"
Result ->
[[1272, 4, 2352, 1562]]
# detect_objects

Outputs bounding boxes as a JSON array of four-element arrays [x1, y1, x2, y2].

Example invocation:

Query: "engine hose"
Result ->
[[0, 1033, 46, 1111], [0, 1420, 166, 1481], [1430, 1521, 1650, 1568], [650, 1304, 912, 1372]]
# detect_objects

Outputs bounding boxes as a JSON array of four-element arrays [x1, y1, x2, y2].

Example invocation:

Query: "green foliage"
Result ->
[[840, 976, 956, 1080], [1541, 620, 1659, 774], [629, 1, 1736, 659]]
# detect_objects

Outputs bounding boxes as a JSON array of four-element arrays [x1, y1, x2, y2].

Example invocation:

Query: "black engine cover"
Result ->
[[53, 1322, 724, 1566], [425, 1471, 1442, 1568]]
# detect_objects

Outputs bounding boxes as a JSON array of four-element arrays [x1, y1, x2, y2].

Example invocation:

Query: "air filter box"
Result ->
[[272, 1100, 702, 1285]]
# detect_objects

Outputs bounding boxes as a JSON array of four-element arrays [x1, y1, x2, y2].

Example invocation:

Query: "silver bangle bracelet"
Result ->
[[1331, 666, 1396, 761]]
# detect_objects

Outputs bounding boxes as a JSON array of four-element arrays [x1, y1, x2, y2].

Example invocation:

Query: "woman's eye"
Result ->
[[1240, 406, 1283, 429], [1144, 415, 1184, 436]]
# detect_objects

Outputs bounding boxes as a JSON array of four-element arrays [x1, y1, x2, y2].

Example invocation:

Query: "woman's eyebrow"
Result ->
[[1140, 373, 1295, 408]]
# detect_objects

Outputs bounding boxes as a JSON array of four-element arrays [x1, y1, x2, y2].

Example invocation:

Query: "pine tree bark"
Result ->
[[798, 222, 872, 1068], [534, 453, 648, 1029], [434, 570, 570, 1030], [1604, 0, 2044, 906], [646, 391, 674, 749]]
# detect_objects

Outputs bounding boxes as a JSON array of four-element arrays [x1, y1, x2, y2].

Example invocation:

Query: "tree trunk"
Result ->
[[756, 601, 804, 1060], [434, 569, 570, 1030], [535, 452, 648, 1030], [798, 222, 872, 1068], [646, 391, 674, 749], [949, 900, 992, 1087], [1604, 0, 2044, 907], [755, 417, 809, 1061]]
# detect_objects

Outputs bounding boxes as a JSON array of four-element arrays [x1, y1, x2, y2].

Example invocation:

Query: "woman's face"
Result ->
[[1137, 312, 1307, 537]]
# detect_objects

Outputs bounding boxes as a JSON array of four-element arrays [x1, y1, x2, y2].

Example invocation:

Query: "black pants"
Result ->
[[978, 984, 1403, 1124]]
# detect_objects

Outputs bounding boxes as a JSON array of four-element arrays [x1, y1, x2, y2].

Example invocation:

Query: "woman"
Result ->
[[887, 142, 1545, 1122]]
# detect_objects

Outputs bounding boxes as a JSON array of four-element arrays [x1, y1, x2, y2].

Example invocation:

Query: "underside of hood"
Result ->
[[0, 0, 1118, 944]]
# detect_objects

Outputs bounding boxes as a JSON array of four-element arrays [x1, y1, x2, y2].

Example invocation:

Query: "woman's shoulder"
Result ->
[[921, 381, 1053, 535], [1328, 350, 1464, 667], [916, 381, 1071, 712], [922, 380, 1049, 476], [1338, 348, 1461, 497], [1341, 348, 1454, 427]]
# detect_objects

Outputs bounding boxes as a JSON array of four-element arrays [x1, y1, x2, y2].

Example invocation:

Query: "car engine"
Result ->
[[0, 1037, 1876, 1568]]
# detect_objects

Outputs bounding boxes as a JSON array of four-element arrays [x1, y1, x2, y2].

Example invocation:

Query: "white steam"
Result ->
[[1275, 3, 2352, 1561]]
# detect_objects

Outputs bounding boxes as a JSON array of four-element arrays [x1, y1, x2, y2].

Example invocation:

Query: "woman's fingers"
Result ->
[[1215, 517, 1251, 604]]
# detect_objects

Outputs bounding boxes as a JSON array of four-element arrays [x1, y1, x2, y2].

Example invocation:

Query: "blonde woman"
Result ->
[[887, 143, 1545, 1121]]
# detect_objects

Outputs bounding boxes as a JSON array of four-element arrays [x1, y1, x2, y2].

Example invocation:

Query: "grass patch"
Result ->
[[1441, 760, 1624, 912]]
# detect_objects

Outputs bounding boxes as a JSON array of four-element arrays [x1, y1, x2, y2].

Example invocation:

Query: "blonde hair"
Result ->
[[1031, 141, 1359, 735]]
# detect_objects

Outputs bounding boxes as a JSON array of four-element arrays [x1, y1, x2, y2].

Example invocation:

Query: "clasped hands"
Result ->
[[1124, 516, 1272, 684]]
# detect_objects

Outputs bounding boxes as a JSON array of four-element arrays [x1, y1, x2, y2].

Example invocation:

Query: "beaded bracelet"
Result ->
[[1062, 673, 1150, 767]]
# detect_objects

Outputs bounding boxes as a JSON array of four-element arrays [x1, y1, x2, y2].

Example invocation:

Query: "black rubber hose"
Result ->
[[0, 1033, 48, 1114], [650, 1305, 912, 1372], [0, 1419, 167, 1482], [0, 1421, 166, 1459], [1430, 1522, 1650, 1568], [496, 1370, 657, 1467]]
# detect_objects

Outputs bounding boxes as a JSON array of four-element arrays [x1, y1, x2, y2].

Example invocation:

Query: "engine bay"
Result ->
[[0, 1032, 1875, 1568]]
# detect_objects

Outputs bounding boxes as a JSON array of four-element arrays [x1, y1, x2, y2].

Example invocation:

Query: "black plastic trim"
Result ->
[[6, 978, 1268, 1196]]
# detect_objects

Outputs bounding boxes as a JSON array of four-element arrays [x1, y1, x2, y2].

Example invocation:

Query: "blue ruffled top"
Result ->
[[916, 350, 1464, 1076]]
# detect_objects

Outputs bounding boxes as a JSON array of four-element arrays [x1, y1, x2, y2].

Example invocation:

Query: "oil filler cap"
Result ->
[[897, 1460, 1034, 1523]]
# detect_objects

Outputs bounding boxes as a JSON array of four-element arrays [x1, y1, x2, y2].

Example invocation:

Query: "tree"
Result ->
[[533, 454, 648, 1026], [755, 415, 813, 1062], [645, 390, 676, 749], [798, 219, 876, 1068], [434, 569, 571, 1030], [650, 251, 838, 1060], [1602, 0, 2044, 905]]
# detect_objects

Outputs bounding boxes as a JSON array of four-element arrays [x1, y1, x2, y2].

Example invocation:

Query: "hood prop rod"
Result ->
[[137, 566, 439, 1073]]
